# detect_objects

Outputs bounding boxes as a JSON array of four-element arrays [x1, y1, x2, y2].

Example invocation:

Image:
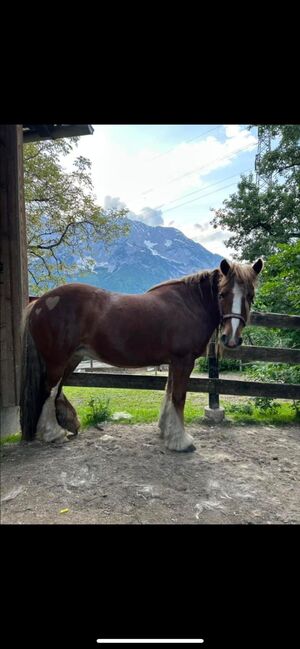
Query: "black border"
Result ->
[[1, 52, 299, 125], [2, 523, 299, 648]]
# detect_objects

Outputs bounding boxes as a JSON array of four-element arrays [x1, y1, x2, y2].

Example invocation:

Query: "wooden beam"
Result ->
[[250, 312, 300, 329], [23, 124, 94, 143], [64, 373, 300, 400], [220, 345, 300, 364], [0, 125, 28, 414]]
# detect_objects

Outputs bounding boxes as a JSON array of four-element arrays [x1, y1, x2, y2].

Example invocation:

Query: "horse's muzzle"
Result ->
[[220, 334, 243, 349]]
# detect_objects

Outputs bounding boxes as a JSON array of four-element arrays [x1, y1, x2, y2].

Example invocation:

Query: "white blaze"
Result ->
[[230, 281, 243, 341]]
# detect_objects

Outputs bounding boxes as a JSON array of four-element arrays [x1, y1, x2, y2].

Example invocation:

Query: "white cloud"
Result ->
[[224, 125, 243, 138], [104, 195, 164, 226], [176, 220, 234, 257], [104, 195, 127, 211], [64, 125, 257, 217], [134, 207, 163, 226], [61, 125, 257, 257]]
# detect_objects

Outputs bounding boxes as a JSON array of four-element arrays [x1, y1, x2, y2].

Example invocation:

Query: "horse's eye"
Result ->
[[219, 292, 226, 299], [247, 294, 254, 303]]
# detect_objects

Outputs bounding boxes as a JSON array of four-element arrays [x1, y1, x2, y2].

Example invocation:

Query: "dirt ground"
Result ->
[[1, 420, 299, 524]]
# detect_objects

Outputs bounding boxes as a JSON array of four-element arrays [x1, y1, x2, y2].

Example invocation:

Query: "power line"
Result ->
[[154, 168, 252, 210], [166, 142, 256, 186], [161, 179, 245, 214], [123, 134, 256, 210], [150, 125, 222, 161], [138, 141, 256, 203]]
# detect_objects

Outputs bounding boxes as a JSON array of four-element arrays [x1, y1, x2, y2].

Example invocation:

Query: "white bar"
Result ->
[[97, 641, 204, 644]]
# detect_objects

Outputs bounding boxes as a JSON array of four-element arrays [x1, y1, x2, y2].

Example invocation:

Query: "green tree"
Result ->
[[211, 125, 300, 261], [244, 241, 300, 349], [255, 241, 300, 316], [24, 137, 129, 293]]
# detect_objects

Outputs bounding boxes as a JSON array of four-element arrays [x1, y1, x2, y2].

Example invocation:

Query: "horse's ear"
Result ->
[[220, 259, 231, 276], [252, 258, 264, 274]]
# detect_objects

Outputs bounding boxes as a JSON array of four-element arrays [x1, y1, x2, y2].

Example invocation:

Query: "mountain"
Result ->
[[70, 219, 223, 294]]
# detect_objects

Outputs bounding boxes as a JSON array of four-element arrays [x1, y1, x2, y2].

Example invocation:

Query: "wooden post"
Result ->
[[0, 125, 28, 436], [208, 330, 220, 409], [204, 329, 225, 422]]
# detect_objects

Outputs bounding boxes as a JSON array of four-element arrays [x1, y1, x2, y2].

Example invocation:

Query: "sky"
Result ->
[[62, 124, 258, 257]]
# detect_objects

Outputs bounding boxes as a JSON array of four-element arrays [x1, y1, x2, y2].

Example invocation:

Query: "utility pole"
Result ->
[[255, 126, 273, 189]]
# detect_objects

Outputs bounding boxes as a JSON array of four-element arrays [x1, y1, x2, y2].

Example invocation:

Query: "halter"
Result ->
[[218, 293, 247, 327], [221, 312, 246, 327]]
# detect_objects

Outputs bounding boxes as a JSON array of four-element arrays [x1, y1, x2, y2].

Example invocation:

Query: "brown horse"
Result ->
[[20, 258, 263, 450]]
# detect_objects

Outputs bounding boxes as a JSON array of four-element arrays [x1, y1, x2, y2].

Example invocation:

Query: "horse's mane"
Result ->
[[147, 262, 258, 294], [147, 269, 213, 293]]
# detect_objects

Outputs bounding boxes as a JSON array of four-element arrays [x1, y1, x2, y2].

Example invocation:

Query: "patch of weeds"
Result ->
[[226, 403, 254, 416], [80, 397, 112, 428], [253, 397, 280, 414]]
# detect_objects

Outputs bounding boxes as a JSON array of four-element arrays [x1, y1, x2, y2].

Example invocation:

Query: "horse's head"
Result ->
[[218, 258, 263, 349]]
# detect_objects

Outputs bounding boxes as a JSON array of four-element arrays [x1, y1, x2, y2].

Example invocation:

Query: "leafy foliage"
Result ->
[[254, 241, 300, 316], [24, 137, 129, 293], [211, 125, 300, 261], [245, 363, 300, 385], [196, 356, 241, 372]]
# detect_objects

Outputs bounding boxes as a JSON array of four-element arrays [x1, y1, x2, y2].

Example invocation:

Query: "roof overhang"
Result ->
[[23, 124, 94, 143]]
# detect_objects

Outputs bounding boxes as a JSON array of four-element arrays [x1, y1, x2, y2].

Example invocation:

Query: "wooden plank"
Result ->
[[221, 345, 300, 364], [0, 150, 15, 406], [250, 312, 300, 329], [0, 125, 28, 408], [64, 372, 300, 400]]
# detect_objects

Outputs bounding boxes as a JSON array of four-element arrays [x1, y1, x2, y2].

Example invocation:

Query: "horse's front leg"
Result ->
[[163, 355, 196, 452], [158, 364, 173, 438]]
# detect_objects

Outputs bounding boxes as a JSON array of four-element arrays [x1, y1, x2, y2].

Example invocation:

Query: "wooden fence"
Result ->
[[64, 311, 300, 403]]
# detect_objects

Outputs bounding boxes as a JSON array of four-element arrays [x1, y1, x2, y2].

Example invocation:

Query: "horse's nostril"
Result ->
[[221, 334, 227, 345]]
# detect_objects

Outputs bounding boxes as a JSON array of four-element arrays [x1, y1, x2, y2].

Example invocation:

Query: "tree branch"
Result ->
[[278, 162, 300, 172], [28, 268, 40, 287], [29, 222, 76, 250], [29, 251, 52, 276]]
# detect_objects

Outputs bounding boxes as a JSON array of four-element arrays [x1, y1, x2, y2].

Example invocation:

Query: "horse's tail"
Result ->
[[20, 304, 48, 440]]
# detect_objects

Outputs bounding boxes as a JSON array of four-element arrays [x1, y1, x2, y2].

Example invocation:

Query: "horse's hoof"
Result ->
[[181, 443, 196, 453], [66, 431, 76, 440]]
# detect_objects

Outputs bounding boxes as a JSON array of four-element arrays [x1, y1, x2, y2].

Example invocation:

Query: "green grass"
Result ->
[[222, 399, 299, 425], [0, 433, 21, 446], [1, 390, 297, 446], [64, 387, 176, 425], [63, 387, 299, 428]]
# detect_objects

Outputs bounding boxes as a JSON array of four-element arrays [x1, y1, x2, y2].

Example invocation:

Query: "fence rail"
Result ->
[[249, 311, 300, 329], [64, 372, 300, 400], [65, 310, 300, 404]]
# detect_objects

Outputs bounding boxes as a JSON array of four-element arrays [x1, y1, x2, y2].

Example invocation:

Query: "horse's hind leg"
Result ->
[[163, 356, 196, 452], [36, 380, 70, 442], [56, 392, 80, 436], [36, 362, 75, 443], [55, 353, 83, 436]]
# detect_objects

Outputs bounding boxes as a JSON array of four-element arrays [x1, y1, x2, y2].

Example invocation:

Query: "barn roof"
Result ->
[[23, 124, 94, 142]]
